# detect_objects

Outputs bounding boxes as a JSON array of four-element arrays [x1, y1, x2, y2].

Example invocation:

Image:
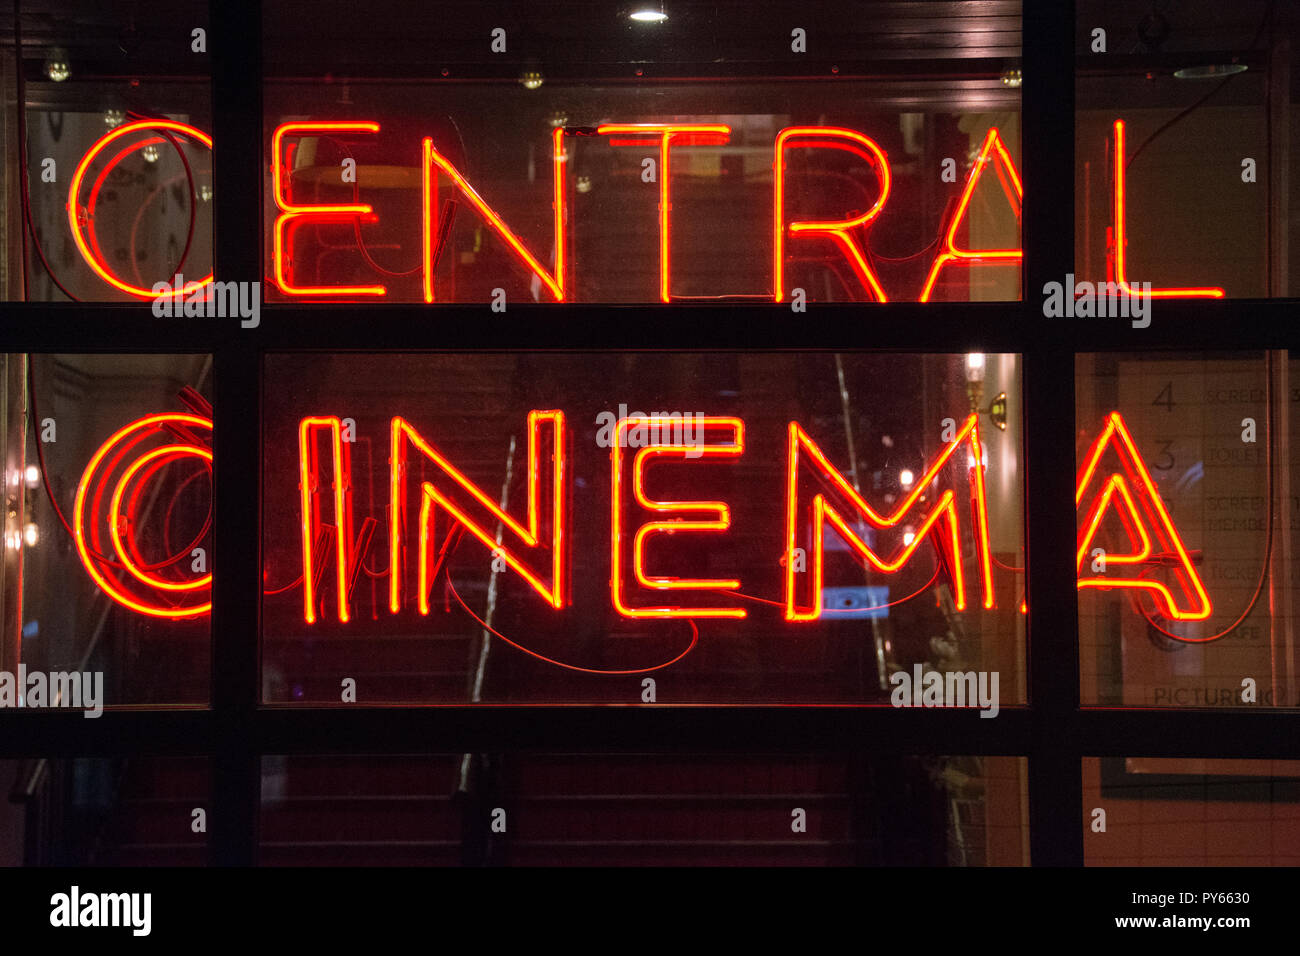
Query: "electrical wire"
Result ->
[[444, 571, 698, 675], [26, 357, 212, 575], [730, 558, 943, 613], [1125, 2, 1274, 172], [125, 109, 201, 287], [12, 0, 78, 301], [1137, 350, 1275, 644], [317, 135, 424, 278], [262, 576, 302, 596]]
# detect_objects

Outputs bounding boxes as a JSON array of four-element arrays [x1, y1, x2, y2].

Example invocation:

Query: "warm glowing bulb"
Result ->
[[44, 49, 70, 82], [24, 465, 39, 488], [902, 531, 916, 547], [520, 70, 544, 90], [142, 144, 160, 163], [23, 523, 38, 547], [899, 468, 915, 489], [630, 9, 668, 22]]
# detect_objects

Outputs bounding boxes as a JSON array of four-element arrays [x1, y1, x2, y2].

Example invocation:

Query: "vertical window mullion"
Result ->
[[209, 0, 263, 867], [1022, 0, 1084, 867]]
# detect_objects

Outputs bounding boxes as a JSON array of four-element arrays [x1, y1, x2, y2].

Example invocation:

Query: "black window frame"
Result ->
[[3, 0, 1298, 867]]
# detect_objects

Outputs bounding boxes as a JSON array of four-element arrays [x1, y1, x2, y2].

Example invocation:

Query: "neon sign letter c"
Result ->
[[67, 120, 214, 300]]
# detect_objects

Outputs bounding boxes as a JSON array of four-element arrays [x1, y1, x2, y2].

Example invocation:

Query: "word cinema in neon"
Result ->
[[74, 408, 1212, 637]]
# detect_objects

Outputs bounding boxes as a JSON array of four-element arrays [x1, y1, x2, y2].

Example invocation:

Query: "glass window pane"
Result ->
[[1075, 0, 1292, 298], [1085, 756, 1300, 866], [260, 754, 1028, 866], [263, 2, 1022, 304], [261, 351, 1025, 706], [1075, 351, 1297, 708], [1, 756, 209, 866], [8, 2, 213, 302], [3, 354, 213, 709]]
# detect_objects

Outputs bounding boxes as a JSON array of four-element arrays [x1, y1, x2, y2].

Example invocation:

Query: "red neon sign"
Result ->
[[1110, 119, 1224, 299], [67, 120, 214, 300], [918, 126, 1023, 303], [271, 121, 386, 297], [421, 127, 568, 302], [596, 125, 733, 303], [60, 117, 1241, 302], [784, 413, 994, 620], [72, 412, 213, 619], [773, 127, 893, 303], [1074, 411, 1212, 622], [387, 411, 566, 616], [610, 416, 746, 618], [298, 416, 355, 623], [70, 408, 1215, 643]]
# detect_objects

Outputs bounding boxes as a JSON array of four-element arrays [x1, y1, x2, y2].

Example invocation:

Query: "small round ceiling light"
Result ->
[[630, 4, 667, 23], [1173, 63, 1248, 80], [44, 48, 70, 82]]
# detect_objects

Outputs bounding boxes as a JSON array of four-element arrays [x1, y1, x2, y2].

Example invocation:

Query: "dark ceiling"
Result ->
[[1, 1, 1294, 94], [1, 1, 1024, 80]]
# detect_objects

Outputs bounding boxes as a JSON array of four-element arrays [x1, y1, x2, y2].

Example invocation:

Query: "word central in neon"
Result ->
[[64, 116, 1230, 303]]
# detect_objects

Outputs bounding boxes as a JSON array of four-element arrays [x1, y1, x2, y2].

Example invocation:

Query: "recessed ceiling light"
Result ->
[[1173, 63, 1247, 80]]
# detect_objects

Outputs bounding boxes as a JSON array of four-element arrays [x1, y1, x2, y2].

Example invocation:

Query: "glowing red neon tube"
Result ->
[[610, 416, 745, 619], [1110, 119, 1224, 299], [108, 443, 213, 593], [388, 411, 566, 614], [595, 125, 732, 303], [421, 128, 569, 302], [271, 121, 386, 297], [919, 127, 1023, 302], [784, 413, 994, 620], [298, 417, 355, 623], [1074, 411, 1212, 621], [773, 127, 892, 303], [68, 120, 213, 300], [73, 413, 213, 619]]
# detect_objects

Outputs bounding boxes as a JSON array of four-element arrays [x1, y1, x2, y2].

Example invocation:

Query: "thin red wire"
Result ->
[[444, 571, 698, 675]]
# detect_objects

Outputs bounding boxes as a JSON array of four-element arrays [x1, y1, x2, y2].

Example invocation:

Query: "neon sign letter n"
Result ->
[[421, 130, 567, 302], [388, 411, 566, 614]]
